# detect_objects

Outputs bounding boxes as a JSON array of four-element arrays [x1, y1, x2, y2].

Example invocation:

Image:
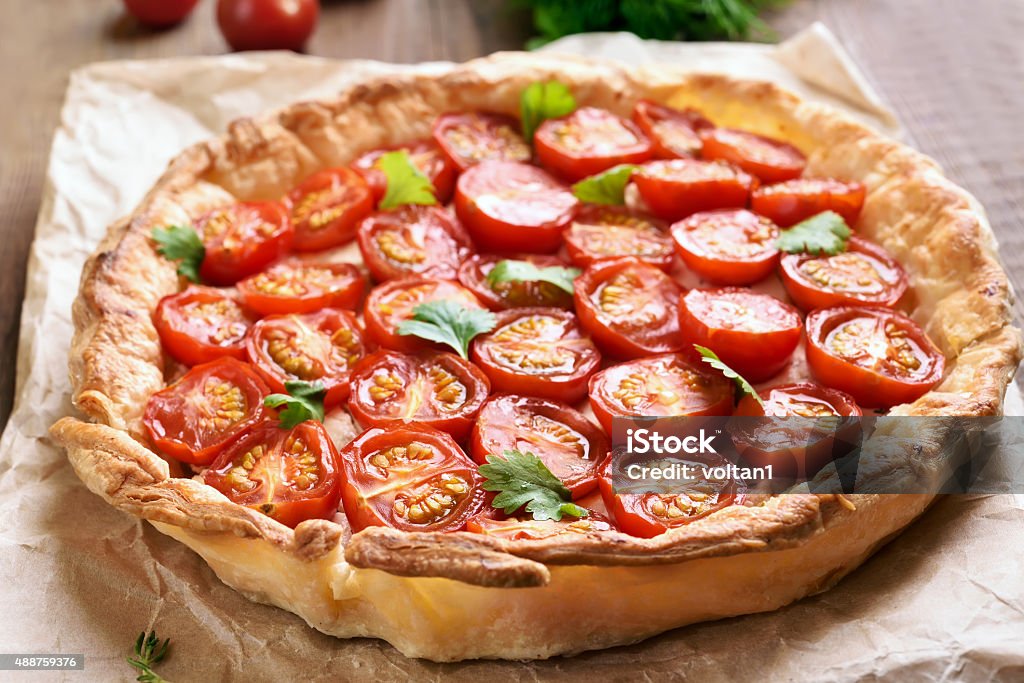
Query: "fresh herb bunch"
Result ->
[[517, 0, 788, 48]]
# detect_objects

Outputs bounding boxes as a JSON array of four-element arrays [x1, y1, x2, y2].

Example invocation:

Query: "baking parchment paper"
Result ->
[[2, 23, 1022, 682]]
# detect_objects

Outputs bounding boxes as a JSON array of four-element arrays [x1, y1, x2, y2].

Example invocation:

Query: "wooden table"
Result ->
[[2, 0, 1022, 430]]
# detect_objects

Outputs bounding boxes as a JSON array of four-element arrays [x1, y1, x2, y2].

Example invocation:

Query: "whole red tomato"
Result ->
[[217, 0, 320, 52], [124, 0, 199, 27]]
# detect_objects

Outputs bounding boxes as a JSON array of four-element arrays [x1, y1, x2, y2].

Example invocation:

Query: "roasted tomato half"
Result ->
[[347, 350, 491, 442], [454, 160, 579, 253], [203, 419, 342, 528], [700, 128, 806, 183], [154, 285, 255, 366], [457, 253, 574, 311], [466, 509, 613, 540], [632, 159, 755, 222], [751, 178, 866, 228], [678, 288, 803, 383], [237, 261, 365, 316], [470, 308, 601, 403], [574, 256, 684, 359], [631, 100, 714, 159], [564, 205, 673, 271], [471, 394, 609, 499], [337, 423, 486, 532], [245, 308, 366, 407], [195, 201, 293, 285], [285, 167, 374, 252], [363, 277, 484, 353], [671, 209, 780, 285], [587, 353, 734, 434], [351, 139, 456, 204], [805, 306, 945, 408], [357, 205, 474, 282], [144, 357, 270, 466], [534, 107, 653, 182], [780, 236, 908, 310], [432, 112, 531, 172]]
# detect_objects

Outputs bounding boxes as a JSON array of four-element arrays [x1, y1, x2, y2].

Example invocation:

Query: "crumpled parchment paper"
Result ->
[[2, 23, 1022, 682]]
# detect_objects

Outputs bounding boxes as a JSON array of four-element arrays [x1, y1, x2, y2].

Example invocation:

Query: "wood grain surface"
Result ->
[[1, 0, 1022, 430]]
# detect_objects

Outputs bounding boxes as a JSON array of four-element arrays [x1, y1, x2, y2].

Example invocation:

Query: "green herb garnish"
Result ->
[[152, 225, 204, 282], [485, 259, 582, 294], [520, 80, 577, 141], [571, 163, 638, 205], [479, 450, 589, 521], [127, 631, 170, 683], [776, 211, 851, 256], [396, 300, 496, 359], [376, 149, 438, 210], [693, 344, 764, 408], [265, 380, 327, 429]]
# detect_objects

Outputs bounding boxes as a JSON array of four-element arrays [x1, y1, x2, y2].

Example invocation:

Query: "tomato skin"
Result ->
[[454, 161, 579, 253], [700, 128, 806, 183], [457, 253, 574, 311], [735, 382, 861, 418], [351, 140, 456, 204], [337, 423, 485, 533], [432, 112, 532, 172], [631, 100, 714, 159], [671, 209, 780, 285], [779, 236, 908, 311], [196, 202, 294, 286], [805, 306, 945, 408], [471, 394, 609, 499], [534, 107, 653, 182], [144, 357, 270, 466], [632, 159, 755, 222], [564, 205, 673, 271], [466, 509, 613, 540], [357, 205, 474, 283], [285, 167, 374, 252], [154, 285, 255, 366], [678, 288, 803, 383], [346, 350, 490, 442], [237, 261, 365, 316], [203, 419, 342, 528], [216, 0, 319, 52], [751, 178, 866, 228], [574, 257, 684, 360], [124, 0, 199, 27], [470, 308, 601, 403], [363, 277, 484, 353]]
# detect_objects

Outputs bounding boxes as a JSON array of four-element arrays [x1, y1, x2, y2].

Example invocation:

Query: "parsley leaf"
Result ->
[[127, 630, 170, 683], [479, 450, 589, 521], [520, 80, 577, 142], [396, 300, 496, 359], [571, 163, 638, 205], [152, 225, 205, 282], [693, 344, 765, 408], [776, 211, 851, 256], [485, 259, 582, 294], [376, 150, 438, 210], [264, 380, 326, 429]]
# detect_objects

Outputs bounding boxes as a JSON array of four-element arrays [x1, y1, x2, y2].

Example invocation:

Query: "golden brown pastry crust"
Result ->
[[49, 53, 1022, 660]]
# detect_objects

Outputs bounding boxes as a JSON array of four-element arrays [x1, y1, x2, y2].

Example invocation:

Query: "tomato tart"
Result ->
[[51, 53, 1021, 661]]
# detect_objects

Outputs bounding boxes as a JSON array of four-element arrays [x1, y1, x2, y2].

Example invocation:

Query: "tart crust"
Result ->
[[49, 53, 1022, 661]]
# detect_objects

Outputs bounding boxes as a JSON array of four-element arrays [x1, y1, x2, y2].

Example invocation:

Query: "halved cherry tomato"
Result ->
[[466, 509, 613, 540], [564, 205, 672, 271], [679, 288, 802, 383], [351, 140, 456, 204], [631, 100, 714, 159], [735, 382, 862, 418], [432, 112, 531, 172], [154, 285, 255, 366], [587, 353, 734, 434], [574, 257, 684, 359], [471, 394, 609, 499], [780, 236, 908, 310], [632, 159, 755, 222], [457, 253, 574, 311], [805, 306, 945, 408], [363, 277, 483, 353], [347, 350, 490, 442], [454, 161, 579, 253], [245, 308, 366, 407], [237, 261, 365, 316], [700, 128, 806, 183], [357, 205, 473, 282], [535, 107, 653, 182], [470, 308, 600, 403], [751, 178, 866, 228], [337, 423, 485, 532], [144, 357, 270, 466], [285, 167, 374, 252], [203, 419, 342, 528], [195, 202, 293, 285], [671, 209, 780, 285]]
